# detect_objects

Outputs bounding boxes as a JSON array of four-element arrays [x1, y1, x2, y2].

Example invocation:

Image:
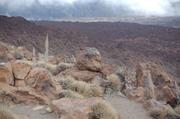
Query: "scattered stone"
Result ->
[[46, 107, 53, 113], [33, 105, 45, 111]]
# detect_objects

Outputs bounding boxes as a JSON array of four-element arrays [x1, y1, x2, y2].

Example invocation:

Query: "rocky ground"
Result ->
[[1, 16, 180, 80], [105, 95, 152, 119], [0, 41, 180, 119]]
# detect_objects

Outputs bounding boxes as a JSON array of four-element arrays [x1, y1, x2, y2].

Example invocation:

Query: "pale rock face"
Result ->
[[12, 60, 32, 80], [76, 47, 102, 72], [0, 62, 14, 85], [51, 98, 101, 119]]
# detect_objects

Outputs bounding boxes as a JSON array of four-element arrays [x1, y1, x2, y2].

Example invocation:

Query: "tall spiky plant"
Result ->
[[32, 47, 36, 67], [45, 33, 49, 62]]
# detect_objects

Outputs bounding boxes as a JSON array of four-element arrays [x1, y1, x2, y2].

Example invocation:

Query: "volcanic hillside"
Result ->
[[0, 15, 180, 79]]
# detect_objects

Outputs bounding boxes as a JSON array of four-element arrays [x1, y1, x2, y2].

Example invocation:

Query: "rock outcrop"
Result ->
[[135, 63, 180, 107], [51, 98, 101, 119], [76, 47, 102, 72], [12, 60, 32, 80], [0, 62, 14, 86], [25, 67, 60, 100]]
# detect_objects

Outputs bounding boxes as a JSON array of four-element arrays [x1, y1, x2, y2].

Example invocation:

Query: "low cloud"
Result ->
[[0, 0, 179, 20]]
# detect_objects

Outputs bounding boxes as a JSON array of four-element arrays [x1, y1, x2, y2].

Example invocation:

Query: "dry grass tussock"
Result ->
[[106, 74, 122, 92], [59, 90, 84, 99], [174, 105, 180, 114], [35, 61, 74, 75], [59, 76, 102, 97], [89, 101, 118, 119]]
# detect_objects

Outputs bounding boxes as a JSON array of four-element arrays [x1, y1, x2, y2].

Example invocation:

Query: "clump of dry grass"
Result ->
[[174, 105, 180, 114], [89, 101, 118, 119], [59, 76, 102, 97], [35, 62, 74, 75], [149, 104, 176, 119], [0, 104, 16, 119], [59, 90, 84, 99], [106, 74, 122, 92]]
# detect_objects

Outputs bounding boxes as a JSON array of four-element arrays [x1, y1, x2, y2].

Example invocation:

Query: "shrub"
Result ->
[[0, 104, 15, 119], [106, 74, 123, 92], [89, 101, 118, 119], [56, 63, 74, 72], [59, 90, 84, 99], [35, 62, 74, 75], [174, 105, 180, 114], [59, 76, 102, 97]]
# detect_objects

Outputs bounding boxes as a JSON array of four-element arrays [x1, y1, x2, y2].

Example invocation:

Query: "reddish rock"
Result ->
[[51, 98, 101, 119], [136, 63, 180, 106], [76, 47, 102, 72], [0, 83, 49, 104], [101, 64, 113, 76], [61, 68, 99, 82], [0, 62, 14, 85], [144, 99, 175, 119], [162, 86, 177, 105], [25, 67, 59, 99], [12, 60, 32, 80], [124, 87, 145, 102], [15, 79, 26, 87]]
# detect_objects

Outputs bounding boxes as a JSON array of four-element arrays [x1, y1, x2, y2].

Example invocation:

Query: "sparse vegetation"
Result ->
[[59, 90, 84, 99], [0, 104, 15, 119], [106, 74, 122, 92], [174, 105, 180, 114], [89, 101, 118, 119], [45, 33, 49, 63], [32, 47, 36, 67], [59, 76, 102, 97]]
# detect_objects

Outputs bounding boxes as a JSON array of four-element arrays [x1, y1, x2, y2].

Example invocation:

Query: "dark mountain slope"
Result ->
[[0, 16, 179, 78]]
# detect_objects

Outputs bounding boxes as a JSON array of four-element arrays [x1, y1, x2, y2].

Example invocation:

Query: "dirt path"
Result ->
[[9, 95, 152, 119], [10, 104, 57, 119], [105, 94, 152, 119]]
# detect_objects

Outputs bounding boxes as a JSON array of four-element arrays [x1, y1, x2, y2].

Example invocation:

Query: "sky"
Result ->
[[0, 0, 180, 19]]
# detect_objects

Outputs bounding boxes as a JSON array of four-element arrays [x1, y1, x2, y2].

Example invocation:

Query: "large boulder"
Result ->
[[0, 83, 49, 104], [136, 63, 180, 106], [25, 67, 60, 99], [101, 64, 113, 76], [12, 60, 32, 80], [124, 87, 145, 102], [16, 47, 33, 60], [51, 98, 101, 119], [60, 68, 99, 82], [0, 62, 14, 85], [144, 99, 176, 119], [76, 47, 102, 72]]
